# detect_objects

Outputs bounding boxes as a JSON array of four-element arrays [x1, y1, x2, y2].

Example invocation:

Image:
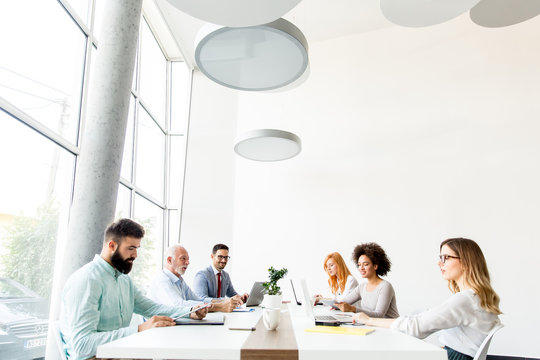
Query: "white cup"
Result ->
[[263, 308, 280, 330]]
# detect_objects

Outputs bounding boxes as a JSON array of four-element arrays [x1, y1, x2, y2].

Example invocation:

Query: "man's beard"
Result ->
[[111, 251, 135, 274], [175, 265, 186, 276]]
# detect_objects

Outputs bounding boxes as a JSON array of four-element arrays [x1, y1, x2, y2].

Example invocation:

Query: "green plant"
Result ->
[[262, 266, 288, 295], [0, 201, 59, 300]]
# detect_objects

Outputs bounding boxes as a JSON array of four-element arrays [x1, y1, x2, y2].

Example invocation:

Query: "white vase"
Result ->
[[263, 294, 282, 309]]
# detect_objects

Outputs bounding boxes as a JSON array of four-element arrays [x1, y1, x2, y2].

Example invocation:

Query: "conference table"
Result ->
[[96, 304, 447, 360]]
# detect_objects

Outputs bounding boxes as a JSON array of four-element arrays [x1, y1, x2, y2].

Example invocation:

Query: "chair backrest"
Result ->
[[52, 320, 68, 360], [473, 323, 504, 360]]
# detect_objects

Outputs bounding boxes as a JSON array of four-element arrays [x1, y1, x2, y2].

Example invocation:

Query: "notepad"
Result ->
[[305, 326, 375, 336], [232, 307, 255, 312]]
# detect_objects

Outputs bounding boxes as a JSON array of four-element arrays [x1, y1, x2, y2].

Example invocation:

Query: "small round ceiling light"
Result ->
[[234, 129, 301, 162], [470, 0, 540, 28], [164, 0, 302, 27], [380, 0, 482, 27], [195, 19, 309, 91]]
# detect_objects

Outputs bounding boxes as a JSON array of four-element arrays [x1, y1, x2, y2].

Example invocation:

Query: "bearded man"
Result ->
[[59, 218, 208, 360]]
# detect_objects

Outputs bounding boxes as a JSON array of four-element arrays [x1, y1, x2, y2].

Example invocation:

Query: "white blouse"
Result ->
[[391, 289, 500, 357], [332, 275, 358, 302]]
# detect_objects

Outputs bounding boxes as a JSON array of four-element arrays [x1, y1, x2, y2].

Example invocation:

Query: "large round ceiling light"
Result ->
[[164, 0, 302, 27], [195, 19, 309, 91], [380, 0, 481, 27], [470, 0, 540, 28]]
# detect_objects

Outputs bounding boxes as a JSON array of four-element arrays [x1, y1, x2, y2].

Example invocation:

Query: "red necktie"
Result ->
[[217, 273, 222, 298]]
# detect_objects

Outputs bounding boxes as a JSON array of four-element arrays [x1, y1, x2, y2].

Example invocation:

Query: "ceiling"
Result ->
[[151, 0, 392, 68], [148, 0, 540, 69]]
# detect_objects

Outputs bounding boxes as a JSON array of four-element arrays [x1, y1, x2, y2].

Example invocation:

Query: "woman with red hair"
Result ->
[[315, 252, 358, 304]]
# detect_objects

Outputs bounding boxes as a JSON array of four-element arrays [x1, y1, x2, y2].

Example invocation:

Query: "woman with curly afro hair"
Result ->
[[334, 242, 399, 318]]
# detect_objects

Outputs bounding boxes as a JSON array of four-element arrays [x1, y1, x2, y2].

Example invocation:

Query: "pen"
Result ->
[[229, 327, 256, 331]]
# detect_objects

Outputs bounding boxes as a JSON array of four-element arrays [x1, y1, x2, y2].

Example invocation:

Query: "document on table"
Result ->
[[305, 326, 375, 336]]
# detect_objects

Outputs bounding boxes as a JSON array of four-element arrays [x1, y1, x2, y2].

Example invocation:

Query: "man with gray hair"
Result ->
[[148, 244, 241, 312]]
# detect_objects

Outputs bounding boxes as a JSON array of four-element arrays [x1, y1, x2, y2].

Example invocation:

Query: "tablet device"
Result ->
[[173, 302, 212, 320], [175, 313, 225, 325], [319, 299, 336, 307]]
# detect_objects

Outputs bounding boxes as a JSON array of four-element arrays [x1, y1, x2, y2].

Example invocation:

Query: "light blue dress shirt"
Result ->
[[59, 255, 191, 360], [147, 269, 213, 307]]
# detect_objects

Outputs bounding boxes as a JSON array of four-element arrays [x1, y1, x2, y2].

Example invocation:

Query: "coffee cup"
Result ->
[[263, 308, 280, 330]]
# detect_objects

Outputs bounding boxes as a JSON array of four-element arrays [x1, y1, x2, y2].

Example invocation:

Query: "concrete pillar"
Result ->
[[46, 1, 143, 358], [64, 0, 143, 280]]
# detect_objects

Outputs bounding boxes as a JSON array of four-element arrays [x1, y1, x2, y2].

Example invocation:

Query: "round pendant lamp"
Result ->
[[234, 129, 301, 161], [164, 0, 302, 27], [195, 19, 309, 91], [470, 0, 540, 28], [380, 0, 482, 27]]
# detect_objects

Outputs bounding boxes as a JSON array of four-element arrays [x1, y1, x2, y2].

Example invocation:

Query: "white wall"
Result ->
[[181, 15, 540, 358], [231, 15, 540, 358], [179, 72, 239, 285]]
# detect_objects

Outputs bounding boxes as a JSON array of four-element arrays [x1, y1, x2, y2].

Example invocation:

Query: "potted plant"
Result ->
[[262, 266, 288, 309]]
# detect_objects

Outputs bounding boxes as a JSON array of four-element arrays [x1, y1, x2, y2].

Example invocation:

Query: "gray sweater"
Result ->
[[341, 279, 399, 318]]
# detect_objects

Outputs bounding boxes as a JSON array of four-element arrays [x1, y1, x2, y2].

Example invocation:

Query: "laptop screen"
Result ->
[[245, 281, 265, 307], [300, 279, 316, 318], [290, 279, 302, 305]]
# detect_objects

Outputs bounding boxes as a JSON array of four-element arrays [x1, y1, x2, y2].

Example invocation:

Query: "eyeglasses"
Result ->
[[216, 255, 230, 261], [438, 254, 460, 264]]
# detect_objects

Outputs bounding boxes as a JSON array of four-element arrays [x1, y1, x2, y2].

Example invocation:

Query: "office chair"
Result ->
[[473, 323, 504, 360], [52, 320, 68, 360]]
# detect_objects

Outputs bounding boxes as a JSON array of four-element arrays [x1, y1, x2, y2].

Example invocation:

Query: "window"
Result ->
[[0, 113, 75, 299], [0, 111, 75, 359], [117, 14, 191, 286], [0, 0, 87, 145], [135, 105, 166, 202], [139, 20, 167, 128], [0, 1, 191, 358], [132, 195, 164, 289]]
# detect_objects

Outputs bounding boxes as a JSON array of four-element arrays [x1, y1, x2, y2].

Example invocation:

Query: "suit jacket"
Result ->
[[193, 265, 238, 299]]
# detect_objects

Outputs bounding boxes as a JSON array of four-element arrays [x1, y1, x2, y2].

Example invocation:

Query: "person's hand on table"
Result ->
[[334, 302, 356, 313], [213, 299, 236, 312], [138, 315, 175, 332], [313, 294, 323, 305], [190, 303, 209, 319], [352, 312, 370, 325], [231, 295, 243, 306], [241, 293, 249, 303]]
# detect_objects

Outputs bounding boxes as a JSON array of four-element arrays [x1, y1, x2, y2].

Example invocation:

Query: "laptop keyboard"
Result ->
[[316, 315, 337, 321]]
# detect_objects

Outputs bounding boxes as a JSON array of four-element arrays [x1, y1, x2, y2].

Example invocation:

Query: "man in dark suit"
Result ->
[[193, 244, 248, 303]]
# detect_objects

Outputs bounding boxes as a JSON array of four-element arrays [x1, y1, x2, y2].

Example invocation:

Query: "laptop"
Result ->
[[244, 281, 265, 307], [290, 279, 323, 306], [291, 279, 343, 326]]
